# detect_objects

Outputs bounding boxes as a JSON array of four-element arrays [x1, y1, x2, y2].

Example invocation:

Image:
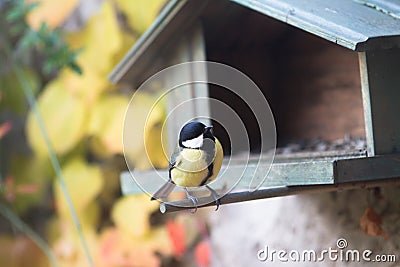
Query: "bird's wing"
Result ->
[[168, 146, 182, 175], [151, 146, 181, 201]]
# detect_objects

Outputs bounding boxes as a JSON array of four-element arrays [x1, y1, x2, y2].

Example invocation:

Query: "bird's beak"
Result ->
[[204, 126, 213, 134]]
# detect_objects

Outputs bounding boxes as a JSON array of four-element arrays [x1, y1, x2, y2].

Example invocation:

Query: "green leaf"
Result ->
[[68, 62, 83, 75], [9, 24, 26, 36], [6, 0, 39, 22], [6, 9, 24, 22], [26, 2, 40, 13], [18, 29, 40, 50]]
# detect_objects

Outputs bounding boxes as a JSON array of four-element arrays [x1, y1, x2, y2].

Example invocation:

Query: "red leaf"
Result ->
[[0, 122, 12, 138], [360, 207, 389, 239], [195, 240, 210, 267], [2, 176, 39, 202], [16, 184, 39, 194], [166, 220, 186, 259]]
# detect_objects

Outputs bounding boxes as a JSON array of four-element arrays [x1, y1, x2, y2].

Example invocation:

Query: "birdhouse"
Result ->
[[110, 0, 400, 212]]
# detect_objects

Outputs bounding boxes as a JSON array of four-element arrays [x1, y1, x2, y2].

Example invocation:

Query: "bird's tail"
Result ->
[[151, 181, 176, 201]]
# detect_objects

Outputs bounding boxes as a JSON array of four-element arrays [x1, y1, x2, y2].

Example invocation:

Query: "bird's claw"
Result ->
[[206, 185, 221, 211], [214, 198, 221, 211], [185, 188, 198, 213]]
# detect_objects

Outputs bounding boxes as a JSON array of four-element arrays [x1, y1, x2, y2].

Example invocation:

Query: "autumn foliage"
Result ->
[[360, 207, 389, 240], [0, 0, 211, 266]]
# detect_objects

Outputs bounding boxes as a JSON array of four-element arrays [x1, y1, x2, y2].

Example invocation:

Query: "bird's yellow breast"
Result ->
[[171, 138, 224, 187]]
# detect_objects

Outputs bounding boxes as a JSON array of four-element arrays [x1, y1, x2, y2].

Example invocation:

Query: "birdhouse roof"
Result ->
[[110, 0, 400, 84]]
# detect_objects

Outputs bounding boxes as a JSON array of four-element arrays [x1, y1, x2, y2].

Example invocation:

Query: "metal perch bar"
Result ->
[[160, 178, 400, 213]]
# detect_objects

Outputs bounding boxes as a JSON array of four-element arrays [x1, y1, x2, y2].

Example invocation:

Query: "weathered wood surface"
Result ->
[[120, 150, 370, 196], [160, 177, 400, 213], [233, 0, 400, 51], [359, 48, 400, 156], [110, 0, 400, 84]]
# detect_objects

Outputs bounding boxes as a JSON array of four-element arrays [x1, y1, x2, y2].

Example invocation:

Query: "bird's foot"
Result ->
[[206, 185, 221, 211], [184, 188, 198, 213]]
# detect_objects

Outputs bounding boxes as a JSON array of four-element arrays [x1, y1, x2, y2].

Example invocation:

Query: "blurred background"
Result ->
[[0, 1, 211, 266], [1, 1, 400, 267]]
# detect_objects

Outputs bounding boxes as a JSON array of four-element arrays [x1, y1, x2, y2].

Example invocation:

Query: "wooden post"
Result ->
[[359, 48, 400, 156], [164, 23, 210, 154]]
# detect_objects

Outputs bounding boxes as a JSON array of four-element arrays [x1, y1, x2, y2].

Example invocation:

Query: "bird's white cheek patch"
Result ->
[[182, 134, 203, 148]]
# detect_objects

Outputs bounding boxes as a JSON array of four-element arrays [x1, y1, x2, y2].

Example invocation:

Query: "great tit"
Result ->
[[151, 121, 224, 210]]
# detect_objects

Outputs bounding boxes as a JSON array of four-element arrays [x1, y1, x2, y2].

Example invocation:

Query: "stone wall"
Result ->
[[209, 187, 400, 266]]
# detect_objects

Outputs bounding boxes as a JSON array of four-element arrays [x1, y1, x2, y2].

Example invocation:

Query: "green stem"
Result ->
[[14, 66, 94, 267], [0, 202, 59, 267]]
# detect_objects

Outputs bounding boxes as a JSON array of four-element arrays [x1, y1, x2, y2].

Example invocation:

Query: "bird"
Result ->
[[151, 121, 224, 210]]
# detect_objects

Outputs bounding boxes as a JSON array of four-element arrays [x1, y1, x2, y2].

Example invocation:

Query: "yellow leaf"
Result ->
[[79, 201, 101, 231], [144, 113, 169, 169], [88, 94, 130, 155], [26, 0, 80, 29], [124, 92, 156, 159], [124, 92, 168, 170], [54, 158, 103, 218], [26, 80, 87, 157], [59, 68, 108, 105], [111, 32, 137, 69], [140, 227, 173, 256], [115, 0, 166, 35], [66, 1, 123, 76], [111, 195, 158, 238]]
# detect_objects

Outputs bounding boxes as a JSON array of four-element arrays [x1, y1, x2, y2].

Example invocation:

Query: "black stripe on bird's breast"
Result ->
[[200, 163, 214, 186], [200, 138, 216, 186]]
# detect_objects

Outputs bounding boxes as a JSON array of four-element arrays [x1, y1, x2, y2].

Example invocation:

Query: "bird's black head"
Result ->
[[179, 121, 214, 149]]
